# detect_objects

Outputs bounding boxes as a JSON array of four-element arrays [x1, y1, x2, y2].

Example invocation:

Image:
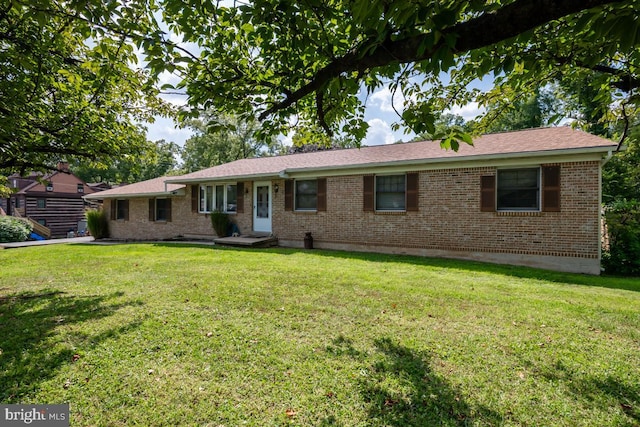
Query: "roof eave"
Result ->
[[83, 188, 186, 200], [166, 172, 283, 184], [283, 145, 618, 175]]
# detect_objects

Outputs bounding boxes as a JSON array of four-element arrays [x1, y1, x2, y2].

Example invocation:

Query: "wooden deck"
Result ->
[[213, 233, 278, 248]]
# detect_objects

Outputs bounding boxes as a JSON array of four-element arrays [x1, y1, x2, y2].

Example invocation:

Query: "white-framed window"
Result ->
[[199, 183, 237, 213], [295, 179, 318, 211], [376, 175, 406, 211], [496, 168, 540, 211]]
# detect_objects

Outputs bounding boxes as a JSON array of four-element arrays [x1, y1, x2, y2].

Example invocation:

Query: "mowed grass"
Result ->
[[1, 243, 639, 426]]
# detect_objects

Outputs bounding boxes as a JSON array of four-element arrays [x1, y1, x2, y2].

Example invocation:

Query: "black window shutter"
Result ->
[[110, 199, 116, 220], [542, 165, 561, 212], [480, 175, 496, 212], [317, 178, 327, 211], [406, 173, 419, 211], [191, 185, 198, 212], [363, 175, 374, 211], [236, 182, 244, 213], [149, 198, 155, 221], [123, 200, 129, 221], [284, 180, 293, 211]]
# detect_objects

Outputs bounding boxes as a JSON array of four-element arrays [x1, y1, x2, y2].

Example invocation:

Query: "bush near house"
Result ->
[[602, 199, 640, 275], [0, 216, 33, 243], [210, 210, 230, 237], [85, 209, 109, 239]]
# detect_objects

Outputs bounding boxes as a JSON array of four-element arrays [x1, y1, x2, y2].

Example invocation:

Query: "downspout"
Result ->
[[601, 150, 614, 166]]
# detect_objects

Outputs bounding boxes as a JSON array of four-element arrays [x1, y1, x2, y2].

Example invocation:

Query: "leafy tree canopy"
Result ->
[[3, 0, 638, 188], [73, 139, 182, 185], [0, 0, 169, 176], [157, 0, 639, 147]]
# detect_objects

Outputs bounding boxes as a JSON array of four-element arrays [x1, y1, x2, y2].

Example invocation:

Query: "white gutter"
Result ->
[[83, 188, 186, 200]]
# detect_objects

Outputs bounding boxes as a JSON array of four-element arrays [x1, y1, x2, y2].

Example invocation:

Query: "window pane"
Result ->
[[200, 186, 206, 212], [295, 180, 317, 210], [226, 184, 237, 212], [376, 175, 405, 211], [497, 169, 540, 210], [206, 185, 214, 212], [156, 199, 169, 221], [256, 185, 269, 218], [116, 200, 127, 220], [37, 199, 46, 209], [215, 185, 224, 211]]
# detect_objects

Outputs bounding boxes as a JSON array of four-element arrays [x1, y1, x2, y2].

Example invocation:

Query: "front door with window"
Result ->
[[253, 181, 272, 233]]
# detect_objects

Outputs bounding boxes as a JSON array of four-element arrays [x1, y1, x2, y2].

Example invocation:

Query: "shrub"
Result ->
[[86, 209, 110, 239], [210, 210, 230, 237], [0, 216, 33, 243], [602, 199, 640, 276]]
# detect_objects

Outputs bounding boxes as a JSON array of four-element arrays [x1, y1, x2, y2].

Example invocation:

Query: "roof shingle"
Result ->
[[86, 127, 616, 198]]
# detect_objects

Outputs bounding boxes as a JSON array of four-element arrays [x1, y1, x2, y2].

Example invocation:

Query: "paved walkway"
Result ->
[[0, 236, 94, 249]]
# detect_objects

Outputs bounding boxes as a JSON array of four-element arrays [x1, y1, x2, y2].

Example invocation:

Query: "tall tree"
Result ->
[[481, 87, 560, 133], [73, 139, 181, 185], [0, 0, 168, 176], [182, 114, 279, 173], [158, 0, 639, 148]]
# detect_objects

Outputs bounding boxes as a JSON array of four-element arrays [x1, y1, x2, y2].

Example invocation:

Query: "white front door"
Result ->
[[253, 181, 272, 233]]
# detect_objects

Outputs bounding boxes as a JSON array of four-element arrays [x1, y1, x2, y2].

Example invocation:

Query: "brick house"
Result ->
[[3, 164, 95, 238], [85, 127, 617, 274]]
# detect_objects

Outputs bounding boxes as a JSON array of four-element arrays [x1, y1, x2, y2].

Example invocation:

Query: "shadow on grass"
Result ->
[[0, 290, 141, 402], [535, 361, 640, 422], [326, 336, 502, 426], [82, 242, 640, 293]]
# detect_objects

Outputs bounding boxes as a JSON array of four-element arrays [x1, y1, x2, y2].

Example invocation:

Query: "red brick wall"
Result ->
[[105, 161, 602, 272], [273, 162, 601, 260], [106, 185, 253, 240]]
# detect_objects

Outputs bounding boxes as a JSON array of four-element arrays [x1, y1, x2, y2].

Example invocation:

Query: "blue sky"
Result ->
[[144, 82, 485, 148], [142, 15, 489, 149]]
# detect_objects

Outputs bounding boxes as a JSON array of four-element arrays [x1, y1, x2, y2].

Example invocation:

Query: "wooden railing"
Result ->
[[12, 210, 51, 239], [28, 218, 52, 239]]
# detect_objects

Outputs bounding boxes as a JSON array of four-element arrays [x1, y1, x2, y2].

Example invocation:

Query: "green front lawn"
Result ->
[[1, 244, 639, 426]]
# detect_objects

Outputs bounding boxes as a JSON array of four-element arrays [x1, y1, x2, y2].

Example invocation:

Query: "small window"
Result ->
[[45, 182, 53, 191], [14, 198, 20, 208], [226, 184, 237, 212], [116, 199, 129, 220], [376, 175, 406, 211], [37, 198, 46, 209], [497, 168, 540, 211], [77, 183, 84, 193], [295, 180, 318, 211], [155, 198, 171, 221], [215, 185, 224, 212], [37, 219, 46, 226]]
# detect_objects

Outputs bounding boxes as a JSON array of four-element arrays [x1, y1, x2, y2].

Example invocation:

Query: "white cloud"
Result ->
[[145, 117, 193, 145], [369, 86, 406, 114], [445, 102, 484, 121], [364, 119, 396, 146]]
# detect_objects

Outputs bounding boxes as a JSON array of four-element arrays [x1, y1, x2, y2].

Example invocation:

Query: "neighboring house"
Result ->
[[3, 163, 95, 238], [84, 127, 618, 274]]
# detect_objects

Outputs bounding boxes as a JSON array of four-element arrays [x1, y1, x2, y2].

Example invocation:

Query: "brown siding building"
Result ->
[[3, 165, 95, 238]]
